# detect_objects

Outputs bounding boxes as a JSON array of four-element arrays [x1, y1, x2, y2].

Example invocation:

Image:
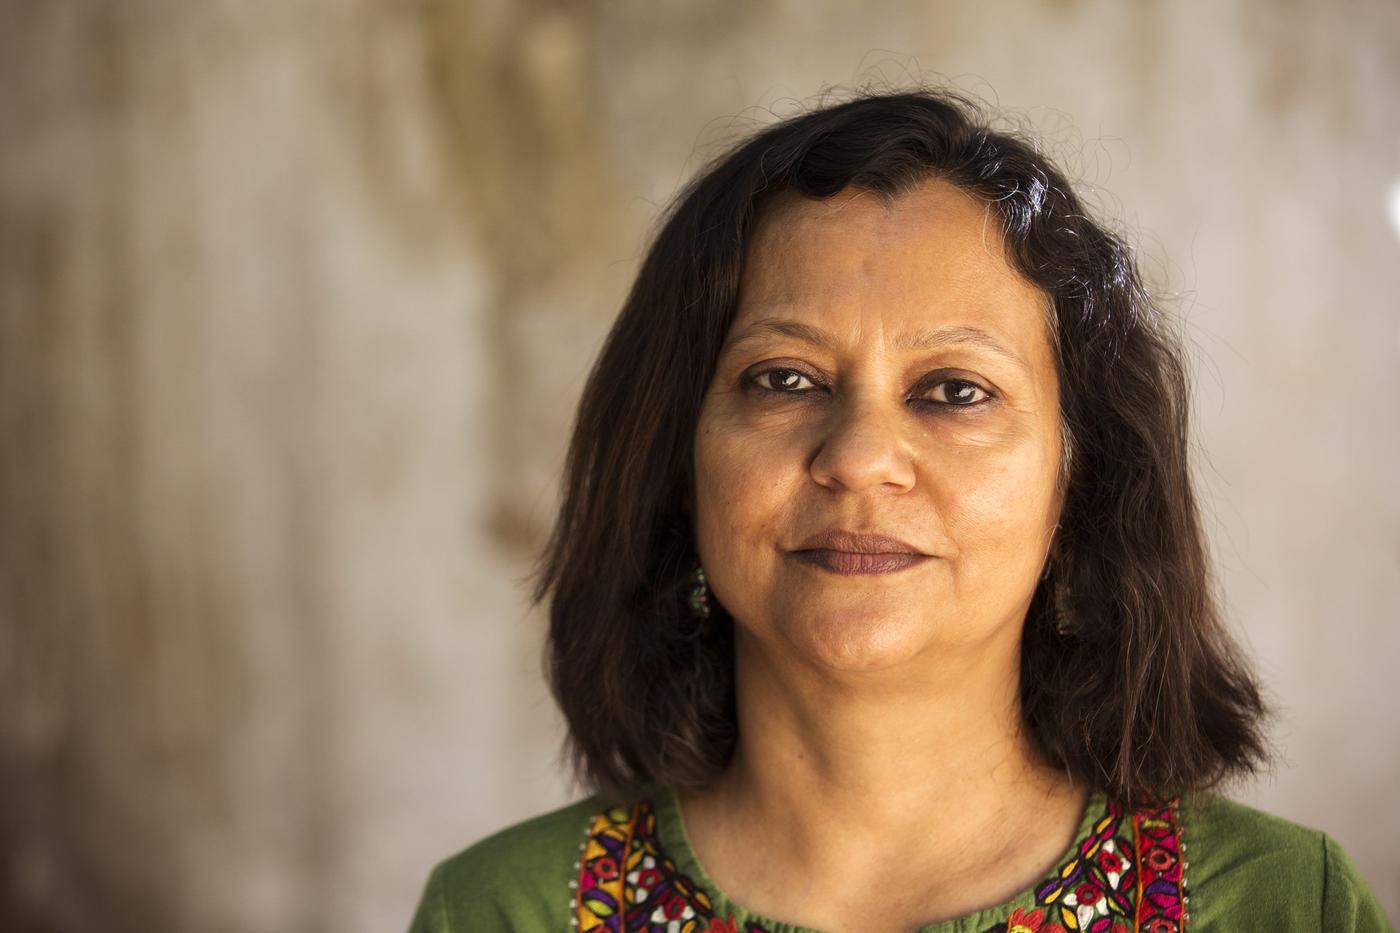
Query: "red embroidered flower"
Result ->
[[588, 855, 619, 881], [1074, 883, 1103, 905], [661, 891, 687, 920], [1146, 846, 1175, 872], [1146, 920, 1178, 933], [1005, 906, 1068, 933], [1096, 849, 1123, 873], [636, 866, 661, 888], [706, 917, 739, 933]]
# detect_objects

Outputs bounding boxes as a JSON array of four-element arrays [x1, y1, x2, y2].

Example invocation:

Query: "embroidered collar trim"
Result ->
[[570, 791, 1188, 933]]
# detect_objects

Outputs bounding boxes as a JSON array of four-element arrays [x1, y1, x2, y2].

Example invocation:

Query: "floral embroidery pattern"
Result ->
[[573, 803, 767, 933], [1130, 801, 1189, 932], [1022, 799, 1136, 932], [572, 795, 1187, 932]]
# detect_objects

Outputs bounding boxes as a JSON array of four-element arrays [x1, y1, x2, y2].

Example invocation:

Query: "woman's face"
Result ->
[[692, 178, 1064, 675]]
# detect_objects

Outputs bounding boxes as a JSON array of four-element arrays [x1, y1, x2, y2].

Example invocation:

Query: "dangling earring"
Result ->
[[1046, 559, 1076, 637], [1041, 524, 1075, 637], [1052, 585, 1069, 636], [686, 563, 710, 619]]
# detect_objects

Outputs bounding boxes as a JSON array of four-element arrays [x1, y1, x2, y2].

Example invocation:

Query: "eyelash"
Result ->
[[744, 367, 996, 410]]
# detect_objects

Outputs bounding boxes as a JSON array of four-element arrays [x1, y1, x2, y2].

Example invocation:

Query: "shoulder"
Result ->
[[406, 794, 609, 933], [1181, 792, 1322, 859], [1178, 793, 1391, 930]]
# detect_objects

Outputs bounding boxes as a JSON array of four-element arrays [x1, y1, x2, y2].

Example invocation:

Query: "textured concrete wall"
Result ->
[[1, 1, 1396, 931]]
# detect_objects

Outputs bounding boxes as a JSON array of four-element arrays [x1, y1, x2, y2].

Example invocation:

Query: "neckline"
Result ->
[[649, 781, 1110, 933]]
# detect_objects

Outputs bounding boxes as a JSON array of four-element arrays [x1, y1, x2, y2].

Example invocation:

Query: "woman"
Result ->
[[408, 89, 1391, 932]]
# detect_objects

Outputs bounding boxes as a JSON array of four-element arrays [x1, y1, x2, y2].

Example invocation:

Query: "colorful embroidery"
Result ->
[[573, 802, 767, 933], [1130, 801, 1189, 932], [572, 794, 1188, 932], [1023, 799, 1136, 932]]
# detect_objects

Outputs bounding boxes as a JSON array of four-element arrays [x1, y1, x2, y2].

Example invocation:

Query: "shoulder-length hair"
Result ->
[[528, 87, 1270, 806]]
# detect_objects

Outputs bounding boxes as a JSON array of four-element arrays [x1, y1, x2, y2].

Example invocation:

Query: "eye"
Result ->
[[745, 367, 994, 410], [926, 379, 991, 406], [749, 367, 821, 394]]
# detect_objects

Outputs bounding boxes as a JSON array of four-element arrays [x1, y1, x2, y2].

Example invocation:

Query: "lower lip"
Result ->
[[790, 549, 930, 575]]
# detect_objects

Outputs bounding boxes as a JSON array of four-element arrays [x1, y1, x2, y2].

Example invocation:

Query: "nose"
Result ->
[[809, 394, 917, 493]]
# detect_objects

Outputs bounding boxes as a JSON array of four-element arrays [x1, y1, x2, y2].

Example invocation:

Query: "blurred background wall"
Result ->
[[1, 1, 1396, 930]]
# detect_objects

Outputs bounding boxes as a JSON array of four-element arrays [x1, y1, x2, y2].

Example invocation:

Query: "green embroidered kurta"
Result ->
[[405, 782, 1393, 932]]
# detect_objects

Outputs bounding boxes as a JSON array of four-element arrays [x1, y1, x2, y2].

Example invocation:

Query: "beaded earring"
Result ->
[[1044, 556, 1078, 637], [686, 563, 710, 619], [1042, 525, 1076, 637]]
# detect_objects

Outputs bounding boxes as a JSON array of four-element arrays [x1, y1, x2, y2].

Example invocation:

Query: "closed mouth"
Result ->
[[790, 549, 930, 575]]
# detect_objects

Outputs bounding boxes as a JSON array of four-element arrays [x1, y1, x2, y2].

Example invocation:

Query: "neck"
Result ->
[[693, 625, 1082, 874]]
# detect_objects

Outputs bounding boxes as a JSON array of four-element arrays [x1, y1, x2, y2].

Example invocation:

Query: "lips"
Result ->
[[790, 529, 931, 576], [791, 549, 929, 575], [794, 529, 926, 555]]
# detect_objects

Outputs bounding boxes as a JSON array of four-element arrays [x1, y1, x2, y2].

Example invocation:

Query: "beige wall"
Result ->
[[1, 1, 1396, 930]]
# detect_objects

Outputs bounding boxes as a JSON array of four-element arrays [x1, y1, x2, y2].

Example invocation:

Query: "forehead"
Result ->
[[732, 179, 1051, 352]]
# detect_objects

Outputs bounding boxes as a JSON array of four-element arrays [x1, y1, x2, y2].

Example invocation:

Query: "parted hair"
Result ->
[[528, 86, 1271, 807]]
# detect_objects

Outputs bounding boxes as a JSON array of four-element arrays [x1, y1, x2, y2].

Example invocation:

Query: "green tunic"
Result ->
[[406, 781, 1392, 932]]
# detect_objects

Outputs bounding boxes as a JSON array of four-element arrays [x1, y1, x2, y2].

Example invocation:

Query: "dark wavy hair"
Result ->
[[528, 86, 1270, 807]]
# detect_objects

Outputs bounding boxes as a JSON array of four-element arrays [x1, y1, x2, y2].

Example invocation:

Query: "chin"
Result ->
[[778, 605, 935, 675]]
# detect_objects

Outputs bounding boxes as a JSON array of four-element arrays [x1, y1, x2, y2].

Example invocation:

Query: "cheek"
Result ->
[[932, 430, 1060, 553], [692, 409, 807, 557]]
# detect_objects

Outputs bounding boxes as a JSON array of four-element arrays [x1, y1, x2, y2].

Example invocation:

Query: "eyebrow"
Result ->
[[721, 316, 1029, 369]]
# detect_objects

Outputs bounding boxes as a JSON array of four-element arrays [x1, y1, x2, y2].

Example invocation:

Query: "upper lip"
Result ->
[[794, 529, 927, 555]]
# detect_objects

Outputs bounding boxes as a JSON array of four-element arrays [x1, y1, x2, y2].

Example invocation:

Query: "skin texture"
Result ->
[[682, 178, 1086, 932]]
